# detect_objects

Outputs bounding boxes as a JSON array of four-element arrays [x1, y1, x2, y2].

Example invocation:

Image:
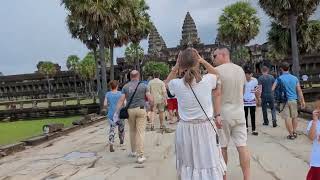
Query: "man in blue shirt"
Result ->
[[272, 62, 305, 140]]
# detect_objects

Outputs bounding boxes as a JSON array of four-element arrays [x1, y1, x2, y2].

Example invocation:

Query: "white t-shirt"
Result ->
[[244, 78, 258, 107], [168, 74, 217, 121], [307, 120, 320, 167]]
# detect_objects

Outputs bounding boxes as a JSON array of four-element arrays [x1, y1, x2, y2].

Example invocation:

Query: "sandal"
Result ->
[[287, 135, 296, 140], [293, 132, 298, 138]]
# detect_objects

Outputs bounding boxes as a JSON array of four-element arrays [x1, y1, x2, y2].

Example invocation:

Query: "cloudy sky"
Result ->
[[0, 0, 319, 75]]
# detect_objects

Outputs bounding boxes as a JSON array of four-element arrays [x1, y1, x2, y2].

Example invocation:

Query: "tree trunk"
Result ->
[[98, 28, 108, 94], [289, 12, 300, 78], [93, 49, 101, 93], [110, 32, 115, 81]]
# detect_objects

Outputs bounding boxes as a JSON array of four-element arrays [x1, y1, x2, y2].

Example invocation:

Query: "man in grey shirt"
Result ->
[[116, 70, 153, 164], [258, 66, 277, 127]]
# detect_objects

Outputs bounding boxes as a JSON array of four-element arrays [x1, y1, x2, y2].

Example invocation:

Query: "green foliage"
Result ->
[[38, 61, 57, 77], [0, 116, 80, 146], [259, 0, 320, 27], [268, 20, 320, 56], [232, 46, 250, 64], [218, 1, 260, 46], [143, 61, 169, 80], [79, 53, 96, 80], [125, 43, 144, 65], [66, 55, 80, 72]]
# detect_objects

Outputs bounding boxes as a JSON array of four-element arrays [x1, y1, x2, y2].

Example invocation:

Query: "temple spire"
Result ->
[[180, 12, 201, 47], [148, 24, 167, 55]]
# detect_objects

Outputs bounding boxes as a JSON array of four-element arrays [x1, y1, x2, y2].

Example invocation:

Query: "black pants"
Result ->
[[244, 106, 256, 131]]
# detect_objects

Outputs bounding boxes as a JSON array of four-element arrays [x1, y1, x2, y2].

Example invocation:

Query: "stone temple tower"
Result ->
[[179, 12, 201, 48], [148, 24, 167, 55]]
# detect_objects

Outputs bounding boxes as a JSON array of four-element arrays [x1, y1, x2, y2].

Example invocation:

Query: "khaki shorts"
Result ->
[[280, 100, 298, 120], [153, 103, 166, 112], [219, 120, 247, 148]]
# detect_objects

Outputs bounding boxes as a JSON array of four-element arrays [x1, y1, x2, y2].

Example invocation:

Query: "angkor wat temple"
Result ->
[[1, 12, 320, 101]]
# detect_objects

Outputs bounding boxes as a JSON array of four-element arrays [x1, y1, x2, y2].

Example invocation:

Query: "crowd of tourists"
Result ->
[[102, 47, 319, 180]]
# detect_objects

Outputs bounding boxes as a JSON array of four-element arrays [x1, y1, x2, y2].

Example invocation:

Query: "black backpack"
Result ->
[[274, 78, 288, 112]]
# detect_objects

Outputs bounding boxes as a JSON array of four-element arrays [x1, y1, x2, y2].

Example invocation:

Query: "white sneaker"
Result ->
[[128, 152, 137, 158], [137, 156, 146, 164]]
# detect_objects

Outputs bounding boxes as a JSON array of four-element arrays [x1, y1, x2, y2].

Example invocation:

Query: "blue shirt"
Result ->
[[105, 91, 122, 120], [307, 120, 320, 167], [275, 72, 299, 101]]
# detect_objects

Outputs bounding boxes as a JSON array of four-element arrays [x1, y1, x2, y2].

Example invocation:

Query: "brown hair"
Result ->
[[261, 66, 269, 73], [109, 80, 119, 90], [280, 62, 290, 71], [179, 48, 202, 85]]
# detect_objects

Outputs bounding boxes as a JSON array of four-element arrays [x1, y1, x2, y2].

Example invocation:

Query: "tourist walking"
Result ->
[[306, 96, 320, 180], [103, 80, 124, 152], [166, 48, 226, 180], [213, 47, 250, 180], [115, 70, 153, 164], [258, 66, 277, 127], [243, 67, 259, 136], [148, 72, 167, 130], [272, 62, 305, 140]]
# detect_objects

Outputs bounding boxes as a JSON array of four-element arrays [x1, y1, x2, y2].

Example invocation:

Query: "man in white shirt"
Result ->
[[213, 47, 250, 180]]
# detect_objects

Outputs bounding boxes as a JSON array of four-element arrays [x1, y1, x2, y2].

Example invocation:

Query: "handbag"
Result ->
[[189, 84, 220, 145], [119, 81, 142, 119]]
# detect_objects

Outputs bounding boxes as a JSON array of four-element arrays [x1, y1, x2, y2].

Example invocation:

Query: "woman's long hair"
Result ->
[[179, 48, 202, 85]]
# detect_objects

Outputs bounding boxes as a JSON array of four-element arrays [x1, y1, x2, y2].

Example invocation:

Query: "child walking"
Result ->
[[103, 80, 125, 152], [306, 96, 320, 180], [243, 67, 259, 136]]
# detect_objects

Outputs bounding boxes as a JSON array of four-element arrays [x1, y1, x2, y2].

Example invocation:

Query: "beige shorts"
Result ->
[[219, 120, 247, 148], [153, 103, 166, 112], [280, 101, 298, 120]]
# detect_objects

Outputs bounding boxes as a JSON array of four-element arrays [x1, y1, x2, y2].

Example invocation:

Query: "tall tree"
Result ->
[[38, 61, 57, 95], [259, 0, 320, 77], [143, 61, 169, 80], [66, 55, 80, 95], [217, 2, 260, 49], [125, 43, 144, 72], [79, 53, 96, 95]]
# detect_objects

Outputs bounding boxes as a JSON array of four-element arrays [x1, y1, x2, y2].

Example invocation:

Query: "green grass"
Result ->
[[0, 116, 81, 146]]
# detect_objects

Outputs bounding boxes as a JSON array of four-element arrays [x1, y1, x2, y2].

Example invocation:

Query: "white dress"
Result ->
[[168, 74, 226, 180]]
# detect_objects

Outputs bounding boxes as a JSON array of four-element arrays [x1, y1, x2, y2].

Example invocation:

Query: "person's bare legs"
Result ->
[[168, 110, 173, 121], [285, 118, 294, 135], [159, 111, 164, 128], [292, 117, 298, 133], [237, 146, 250, 180], [222, 147, 228, 180]]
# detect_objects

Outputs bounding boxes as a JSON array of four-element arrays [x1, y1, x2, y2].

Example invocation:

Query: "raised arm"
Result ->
[[194, 49, 219, 76], [165, 52, 181, 86], [308, 110, 319, 140]]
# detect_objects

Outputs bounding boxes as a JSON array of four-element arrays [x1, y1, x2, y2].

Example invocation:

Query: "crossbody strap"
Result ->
[[188, 84, 220, 145], [126, 81, 142, 109]]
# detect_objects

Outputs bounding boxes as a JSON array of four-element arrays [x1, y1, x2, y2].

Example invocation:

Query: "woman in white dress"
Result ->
[[165, 48, 226, 180]]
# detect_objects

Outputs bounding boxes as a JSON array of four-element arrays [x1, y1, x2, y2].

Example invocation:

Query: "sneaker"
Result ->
[[137, 156, 146, 164], [110, 144, 115, 152], [128, 152, 137, 158], [252, 131, 259, 136], [120, 139, 124, 145], [263, 122, 269, 126], [272, 121, 278, 128]]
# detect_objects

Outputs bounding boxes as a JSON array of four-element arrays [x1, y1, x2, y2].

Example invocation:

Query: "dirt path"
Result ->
[[0, 108, 312, 180]]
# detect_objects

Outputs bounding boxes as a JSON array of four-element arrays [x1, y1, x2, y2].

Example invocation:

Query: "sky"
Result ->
[[0, 0, 319, 75]]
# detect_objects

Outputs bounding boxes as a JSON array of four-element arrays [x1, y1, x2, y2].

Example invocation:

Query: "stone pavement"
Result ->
[[0, 108, 312, 180]]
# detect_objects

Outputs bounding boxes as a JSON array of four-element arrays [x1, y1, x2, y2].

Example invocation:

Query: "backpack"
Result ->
[[274, 78, 287, 112]]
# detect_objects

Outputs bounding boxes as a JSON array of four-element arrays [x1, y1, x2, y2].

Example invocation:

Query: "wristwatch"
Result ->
[[214, 114, 221, 118]]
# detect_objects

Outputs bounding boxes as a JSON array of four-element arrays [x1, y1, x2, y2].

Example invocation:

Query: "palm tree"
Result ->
[[125, 43, 144, 72], [79, 54, 96, 96], [217, 2, 260, 51], [38, 61, 57, 96], [259, 0, 320, 77], [66, 55, 80, 95]]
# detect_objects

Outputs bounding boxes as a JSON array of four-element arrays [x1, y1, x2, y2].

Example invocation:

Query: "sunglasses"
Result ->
[[213, 54, 217, 59]]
